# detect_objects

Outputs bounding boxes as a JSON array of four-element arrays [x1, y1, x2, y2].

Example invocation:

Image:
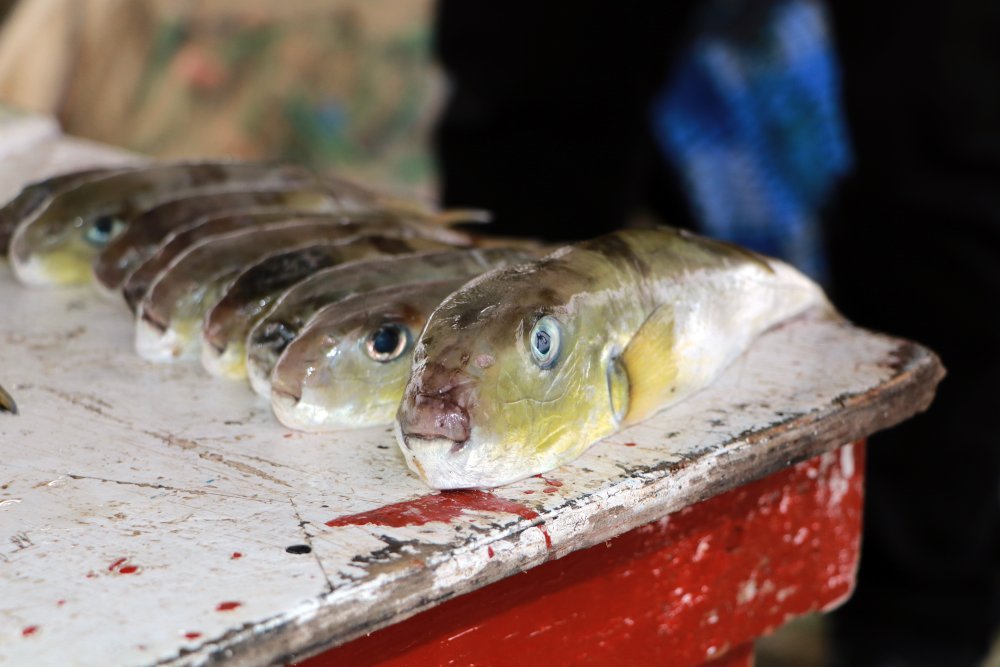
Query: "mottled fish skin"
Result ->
[[8, 160, 316, 286], [93, 187, 345, 294], [134, 215, 465, 363], [395, 227, 830, 489], [244, 248, 535, 399], [122, 209, 337, 311], [0, 383, 17, 414], [271, 279, 472, 432], [200, 236, 454, 379], [0, 165, 136, 253]]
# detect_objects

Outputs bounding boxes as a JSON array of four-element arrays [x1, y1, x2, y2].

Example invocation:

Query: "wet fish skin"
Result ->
[[244, 248, 534, 399], [93, 187, 344, 293], [271, 279, 472, 431], [121, 209, 474, 312], [122, 209, 336, 311], [134, 218, 460, 363], [0, 383, 17, 414], [0, 165, 136, 253], [8, 161, 316, 286], [200, 236, 455, 379], [395, 227, 829, 490]]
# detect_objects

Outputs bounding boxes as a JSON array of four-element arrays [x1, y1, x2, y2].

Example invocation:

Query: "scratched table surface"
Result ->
[[0, 122, 944, 667]]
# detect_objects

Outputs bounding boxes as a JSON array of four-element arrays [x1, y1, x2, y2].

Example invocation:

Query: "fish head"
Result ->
[[396, 256, 629, 489], [10, 198, 130, 285], [270, 284, 453, 431]]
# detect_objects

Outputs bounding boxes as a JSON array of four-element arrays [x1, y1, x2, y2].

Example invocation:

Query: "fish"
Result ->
[[8, 161, 319, 286], [0, 383, 17, 414], [92, 187, 345, 294], [394, 227, 829, 489], [120, 209, 472, 311], [0, 165, 137, 253], [134, 219, 458, 362], [271, 279, 472, 431], [200, 239, 465, 379], [244, 248, 535, 399]]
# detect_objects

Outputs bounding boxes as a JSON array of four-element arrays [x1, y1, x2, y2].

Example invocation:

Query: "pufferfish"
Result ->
[[395, 227, 829, 489]]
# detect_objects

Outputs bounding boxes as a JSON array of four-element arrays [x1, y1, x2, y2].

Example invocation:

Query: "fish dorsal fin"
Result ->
[[620, 305, 680, 425]]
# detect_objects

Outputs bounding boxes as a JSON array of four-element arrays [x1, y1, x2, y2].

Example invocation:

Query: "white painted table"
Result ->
[[0, 123, 943, 666]]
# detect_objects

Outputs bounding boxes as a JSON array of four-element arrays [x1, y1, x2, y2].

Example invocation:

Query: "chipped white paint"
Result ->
[[0, 128, 941, 667]]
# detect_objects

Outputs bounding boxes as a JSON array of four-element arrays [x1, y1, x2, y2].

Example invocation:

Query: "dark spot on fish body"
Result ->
[[586, 234, 651, 276]]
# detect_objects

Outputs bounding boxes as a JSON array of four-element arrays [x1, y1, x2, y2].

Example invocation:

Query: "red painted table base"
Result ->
[[299, 443, 864, 667]]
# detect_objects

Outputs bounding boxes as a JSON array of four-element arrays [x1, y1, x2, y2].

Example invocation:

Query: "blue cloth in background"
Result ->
[[651, 0, 851, 282]]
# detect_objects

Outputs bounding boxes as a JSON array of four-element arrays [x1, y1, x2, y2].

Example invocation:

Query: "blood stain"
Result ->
[[325, 490, 553, 549], [108, 557, 127, 572], [56, 600, 66, 607], [216, 601, 241, 611], [624, 442, 637, 447], [523, 490, 534, 495], [119, 565, 139, 574], [488, 547, 495, 558], [184, 632, 202, 640], [543, 487, 558, 494], [22, 626, 37, 637], [231, 552, 243, 559]]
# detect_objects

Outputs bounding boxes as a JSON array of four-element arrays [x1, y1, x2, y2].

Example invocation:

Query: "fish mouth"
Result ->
[[394, 427, 533, 490]]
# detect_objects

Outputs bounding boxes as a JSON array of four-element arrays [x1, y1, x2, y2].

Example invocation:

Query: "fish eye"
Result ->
[[529, 315, 561, 369], [84, 214, 126, 246], [365, 323, 410, 362]]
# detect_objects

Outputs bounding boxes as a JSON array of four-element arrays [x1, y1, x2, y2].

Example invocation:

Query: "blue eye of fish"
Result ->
[[530, 315, 561, 369], [84, 214, 126, 246], [365, 324, 410, 362]]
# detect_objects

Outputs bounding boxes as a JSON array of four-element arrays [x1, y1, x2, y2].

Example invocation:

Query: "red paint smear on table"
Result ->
[[184, 632, 202, 640], [216, 601, 242, 611], [326, 490, 552, 549], [303, 443, 865, 667], [21, 626, 37, 637], [231, 552, 243, 559]]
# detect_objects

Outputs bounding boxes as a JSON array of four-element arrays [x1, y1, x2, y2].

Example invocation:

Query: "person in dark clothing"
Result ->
[[824, 2, 1000, 665], [433, 2, 1000, 666]]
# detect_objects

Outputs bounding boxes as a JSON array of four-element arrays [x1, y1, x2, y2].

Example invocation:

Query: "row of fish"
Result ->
[[1, 160, 831, 488]]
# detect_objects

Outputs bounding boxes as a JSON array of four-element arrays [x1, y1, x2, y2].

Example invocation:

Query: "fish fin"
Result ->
[[621, 305, 679, 425], [0, 384, 18, 415]]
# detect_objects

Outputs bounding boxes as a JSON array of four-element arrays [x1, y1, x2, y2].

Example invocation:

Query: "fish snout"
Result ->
[[400, 363, 476, 444], [403, 391, 470, 444]]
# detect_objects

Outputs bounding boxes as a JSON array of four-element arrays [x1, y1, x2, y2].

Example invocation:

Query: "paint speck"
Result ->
[[108, 557, 127, 572], [184, 632, 202, 640], [523, 490, 534, 495], [85, 571, 97, 579], [22, 626, 38, 637], [624, 442, 637, 447], [231, 552, 243, 560], [56, 600, 65, 607], [487, 546, 495, 558], [285, 544, 312, 555], [119, 565, 139, 575], [543, 486, 558, 494], [216, 601, 241, 612], [283, 433, 293, 439]]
